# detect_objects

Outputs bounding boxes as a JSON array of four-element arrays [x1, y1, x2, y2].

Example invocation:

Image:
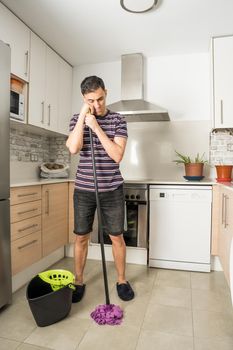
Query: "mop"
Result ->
[[89, 127, 123, 325]]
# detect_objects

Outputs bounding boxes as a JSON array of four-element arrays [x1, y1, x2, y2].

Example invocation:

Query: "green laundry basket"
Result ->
[[27, 269, 75, 327]]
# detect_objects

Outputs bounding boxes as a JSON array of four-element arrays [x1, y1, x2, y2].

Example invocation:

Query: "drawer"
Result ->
[[11, 215, 41, 241], [11, 231, 42, 275], [11, 200, 41, 223], [11, 186, 41, 205]]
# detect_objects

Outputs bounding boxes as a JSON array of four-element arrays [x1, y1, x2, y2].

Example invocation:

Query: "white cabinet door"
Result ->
[[212, 36, 233, 128], [0, 3, 30, 81], [28, 32, 46, 128], [45, 47, 59, 132], [58, 58, 72, 135]]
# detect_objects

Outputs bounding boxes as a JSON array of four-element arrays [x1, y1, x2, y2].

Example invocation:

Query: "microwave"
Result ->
[[10, 90, 25, 121]]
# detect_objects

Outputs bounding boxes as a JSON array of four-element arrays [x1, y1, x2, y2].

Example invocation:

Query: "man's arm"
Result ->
[[85, 114, 127, 163], [66, 104, 91, 154]]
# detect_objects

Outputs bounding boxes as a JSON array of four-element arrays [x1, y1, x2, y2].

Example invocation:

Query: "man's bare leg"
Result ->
[[74, 233, 90, 285]]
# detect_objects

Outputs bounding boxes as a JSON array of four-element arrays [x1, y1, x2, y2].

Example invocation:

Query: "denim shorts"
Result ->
[[73, 185, 124, 236]]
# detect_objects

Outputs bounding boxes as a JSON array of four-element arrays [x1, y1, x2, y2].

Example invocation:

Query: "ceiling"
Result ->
[[1, 0, 233, 66]]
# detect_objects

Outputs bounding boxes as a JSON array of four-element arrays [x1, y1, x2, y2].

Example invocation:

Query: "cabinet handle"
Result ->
[[18, 224, 38, 233], [221, 193, 225, 225], [24, 50, 29, 77], [18, 239, 38, 250], [17, 208, 37, 215], [41, 101, 45, 123], [220, 99, 223, 124], [17, 192, 37, 197], [224, 195, 228, 228], [48, 104, 51, 126], [45, 190, 50, 215]]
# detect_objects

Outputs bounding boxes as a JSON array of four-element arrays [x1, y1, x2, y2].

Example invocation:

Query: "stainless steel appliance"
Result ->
[[0, 40, 12, 309], [91, 184, 148, 248], [10, 89, 24, 121]]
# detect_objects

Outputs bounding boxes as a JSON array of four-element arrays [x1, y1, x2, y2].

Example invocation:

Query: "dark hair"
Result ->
[[80, 76, 105, 95]]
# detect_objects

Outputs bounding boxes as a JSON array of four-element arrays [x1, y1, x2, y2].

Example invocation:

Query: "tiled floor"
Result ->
[[0, 258, 233, 350]]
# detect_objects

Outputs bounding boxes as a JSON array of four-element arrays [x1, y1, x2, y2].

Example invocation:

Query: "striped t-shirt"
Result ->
[[69, 110, 128, 192]]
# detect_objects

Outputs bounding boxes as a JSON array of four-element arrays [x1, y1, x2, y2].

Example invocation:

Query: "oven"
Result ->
[[91, 183, 148, 248]]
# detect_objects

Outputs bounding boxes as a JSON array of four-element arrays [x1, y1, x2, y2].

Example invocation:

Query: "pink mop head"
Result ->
[[90, 304, 123, 325]]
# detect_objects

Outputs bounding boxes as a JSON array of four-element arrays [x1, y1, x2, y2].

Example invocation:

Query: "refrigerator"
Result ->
[[0, 40, 12, 309]]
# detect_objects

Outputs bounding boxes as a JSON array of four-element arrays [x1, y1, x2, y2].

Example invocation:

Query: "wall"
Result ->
[[72, 52, 210, 121], [10, 126, 70, 182], [210, 129, 233, 165]]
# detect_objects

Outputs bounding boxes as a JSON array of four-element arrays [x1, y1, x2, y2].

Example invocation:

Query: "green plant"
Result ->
[[173, 151, 208, 164]]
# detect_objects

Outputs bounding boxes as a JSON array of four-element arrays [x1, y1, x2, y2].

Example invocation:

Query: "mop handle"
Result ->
[[89, 127, 110, 305]]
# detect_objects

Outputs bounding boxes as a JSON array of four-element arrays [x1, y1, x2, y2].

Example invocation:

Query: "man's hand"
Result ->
[[79, 103, 93, 118], [85, 113, 99, 132]]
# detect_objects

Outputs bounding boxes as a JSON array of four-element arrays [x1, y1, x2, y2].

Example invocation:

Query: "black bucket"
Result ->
[[26, 275, 73, 327]]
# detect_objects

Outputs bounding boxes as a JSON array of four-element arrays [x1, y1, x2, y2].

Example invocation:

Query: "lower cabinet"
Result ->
[[42, 183, 68, 256], [218, 186, 233, 286], [10, 186, 42, 275]]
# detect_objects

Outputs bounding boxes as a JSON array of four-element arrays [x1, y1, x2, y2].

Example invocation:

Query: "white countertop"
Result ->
[[10, 177, 233, 191]]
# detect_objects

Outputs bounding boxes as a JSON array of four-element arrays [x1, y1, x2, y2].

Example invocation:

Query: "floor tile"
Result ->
[[0, 337, 19, 350], [193, 309, 233, 340], [194, 337, 233, 350], [78, 323, 140, 350], [155, 269, 191, 289], [136, 330, 194, 350], [142, 304, 193, 336], [192, 288, 233, 313], [0, 301, 36, 341], [150, 285, 192, 308], [24, 314, 91, 350], [191, 271, 230, 294], [17, 344, 52, 350]]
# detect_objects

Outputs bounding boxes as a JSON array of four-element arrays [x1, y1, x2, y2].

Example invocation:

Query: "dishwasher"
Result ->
[[149, 185, 212, 272]]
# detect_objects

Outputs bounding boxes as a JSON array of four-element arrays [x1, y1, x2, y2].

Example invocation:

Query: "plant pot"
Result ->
[[185, 163, 204, 177], [215, 165, 232, 182]]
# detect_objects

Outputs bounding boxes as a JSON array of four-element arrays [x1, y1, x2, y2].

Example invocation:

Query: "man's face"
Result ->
[[83, 87, 107, 116]]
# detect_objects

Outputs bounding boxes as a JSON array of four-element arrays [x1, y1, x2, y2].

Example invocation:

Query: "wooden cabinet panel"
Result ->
[[211, 184, 220, 255], [11, 185, 41, 205], [42, 183, 68, 256], [11, 215, 41, 241], [218, 186, 233, 286], [68, 182, 75, 243], [11, 200, 41, 223], [11, 231, 42, 275]]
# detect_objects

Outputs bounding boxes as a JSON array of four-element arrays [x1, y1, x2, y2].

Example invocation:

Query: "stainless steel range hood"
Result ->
[[107, 53, 170, 122]]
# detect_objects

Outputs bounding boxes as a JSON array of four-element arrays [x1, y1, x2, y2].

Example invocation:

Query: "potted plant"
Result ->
[[174, 151, 208, 179], [215, 164, 232, 182]]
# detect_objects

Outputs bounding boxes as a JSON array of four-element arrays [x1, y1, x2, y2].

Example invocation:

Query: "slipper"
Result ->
[[116, 281, 134, 301], [72, 284, 86, 303]]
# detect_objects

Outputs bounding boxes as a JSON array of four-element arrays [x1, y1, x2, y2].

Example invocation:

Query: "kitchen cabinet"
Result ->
[[212, 36, 233, 128], [68, 182, 75, 243], [58, 58, 73, 135], [10, 186, 42, 275], [0, 2, 30, 81], [42, 183, 68, 256], [218, 186, 233, 286], [29, 32, 58, 132], [28, 32, 72, 134]]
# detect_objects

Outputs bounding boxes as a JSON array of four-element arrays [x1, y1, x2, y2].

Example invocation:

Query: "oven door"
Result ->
[[124, 200, 148, 248]]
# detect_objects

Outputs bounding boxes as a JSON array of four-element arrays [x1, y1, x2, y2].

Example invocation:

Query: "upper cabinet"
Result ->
[[212, 36, 233, 128], [0, 3, 30, 81], [29, 32, 72, 134]]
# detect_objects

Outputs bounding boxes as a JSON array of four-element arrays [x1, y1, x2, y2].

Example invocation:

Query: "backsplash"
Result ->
[[209, 129, 233, 165], [10, 128, 70, 165]]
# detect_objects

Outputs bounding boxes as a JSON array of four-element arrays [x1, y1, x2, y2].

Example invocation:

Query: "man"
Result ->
[[66, 75, 134, 303]]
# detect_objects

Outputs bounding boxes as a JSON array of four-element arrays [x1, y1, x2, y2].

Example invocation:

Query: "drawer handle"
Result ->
[[18, 239, 38, 250], [17, 192, 38, 197], [17, 208, 38, 215], [18, 224, 38, 233]]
